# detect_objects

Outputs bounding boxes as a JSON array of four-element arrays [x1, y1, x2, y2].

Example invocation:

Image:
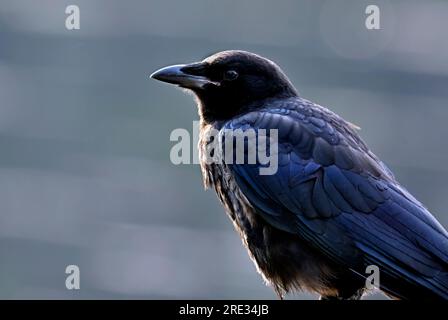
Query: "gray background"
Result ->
[[0, 0, 447, 299]]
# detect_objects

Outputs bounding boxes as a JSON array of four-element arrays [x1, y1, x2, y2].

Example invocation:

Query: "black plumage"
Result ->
[[151, 50, 448, 300]]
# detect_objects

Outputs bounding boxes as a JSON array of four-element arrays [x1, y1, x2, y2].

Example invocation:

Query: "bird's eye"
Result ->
[[223, 70, 239, 81]]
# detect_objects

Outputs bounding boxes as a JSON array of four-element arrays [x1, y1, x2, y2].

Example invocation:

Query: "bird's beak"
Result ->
[[150, 64, 218, 89]]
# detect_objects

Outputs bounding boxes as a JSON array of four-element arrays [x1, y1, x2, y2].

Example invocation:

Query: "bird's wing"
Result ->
[[221, 97, 448, 299]]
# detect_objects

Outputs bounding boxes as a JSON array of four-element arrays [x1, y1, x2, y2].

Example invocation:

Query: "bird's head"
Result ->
[[150, 50, 298, 123]]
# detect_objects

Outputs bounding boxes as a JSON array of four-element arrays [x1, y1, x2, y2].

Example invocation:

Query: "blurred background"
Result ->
[[0, 0, 447, 299]]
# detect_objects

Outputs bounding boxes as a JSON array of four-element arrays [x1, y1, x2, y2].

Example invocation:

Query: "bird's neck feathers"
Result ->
[[195, 85, 298, 124]]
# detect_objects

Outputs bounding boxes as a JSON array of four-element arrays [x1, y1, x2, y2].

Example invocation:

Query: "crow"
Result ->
[[151, 50, 448, 300]]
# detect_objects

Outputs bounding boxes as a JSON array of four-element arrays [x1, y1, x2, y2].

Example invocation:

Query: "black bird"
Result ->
[[151, 50, 448, 300]]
